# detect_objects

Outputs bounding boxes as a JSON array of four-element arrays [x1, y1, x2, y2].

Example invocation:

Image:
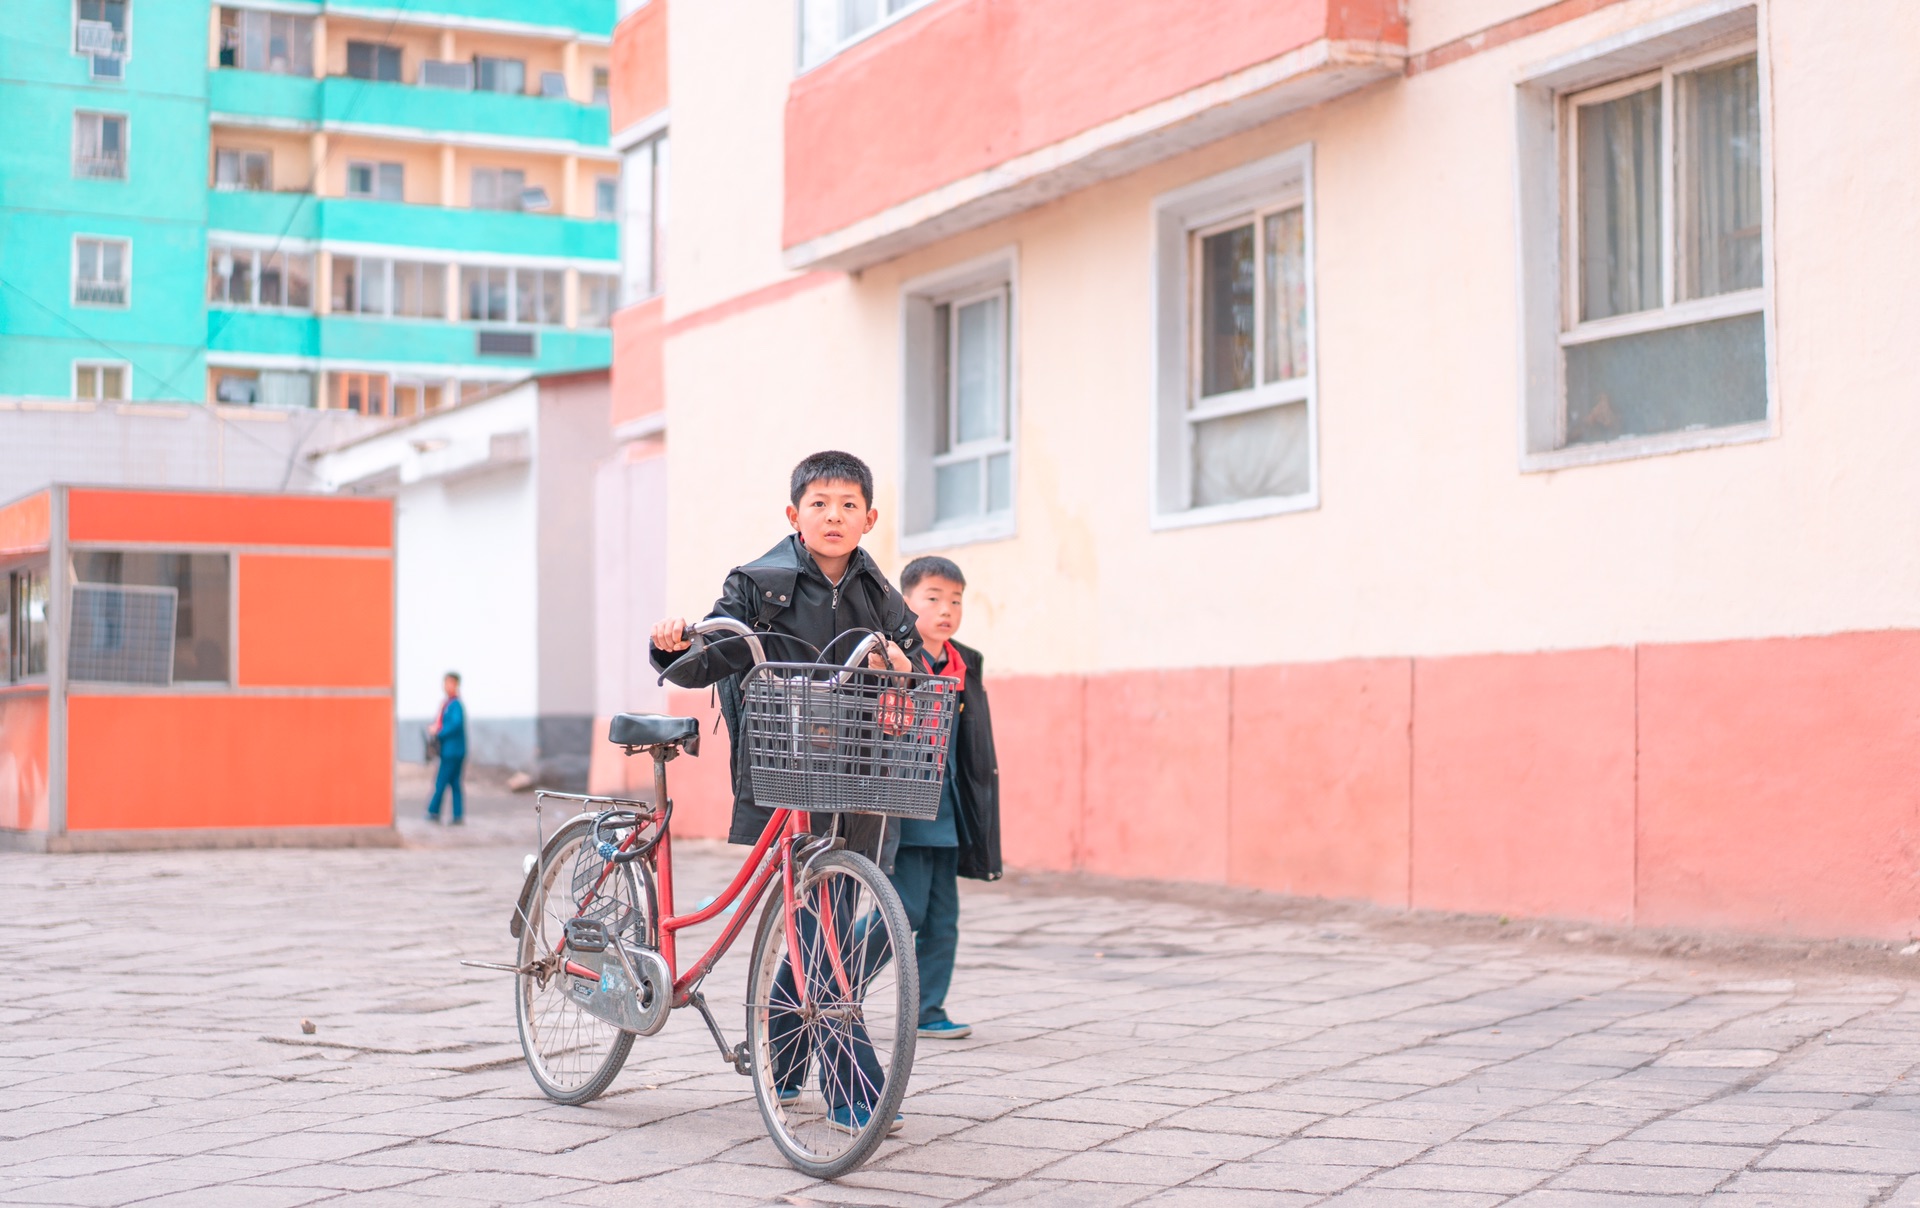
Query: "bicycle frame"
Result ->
[[556, 746, 848, 1015]]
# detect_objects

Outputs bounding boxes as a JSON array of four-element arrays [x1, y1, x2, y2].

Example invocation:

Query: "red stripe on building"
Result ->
[[1407, 0, 1631, 76]]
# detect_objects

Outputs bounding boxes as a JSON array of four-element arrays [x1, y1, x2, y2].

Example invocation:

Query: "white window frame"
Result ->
[[72, 110, 128, 180], [796, 0, 935, 73], [458, 264, 565, 327], [1514, 1, 1773, 471], [72, 0, 131, 65], [213, 146, 271, 192], [619, 131, 667, 303], [345, 159, 404, 201], [208, 243, 313, 311], [898, 248, 1018, 551], [1149, 146, 1318, 530], [73, 360, 130, 401], [334, 255, 445, 320], [72, 234, 131, 308]]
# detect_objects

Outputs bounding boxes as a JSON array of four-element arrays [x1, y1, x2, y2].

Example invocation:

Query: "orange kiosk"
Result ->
[[0, 486, 394, 852]]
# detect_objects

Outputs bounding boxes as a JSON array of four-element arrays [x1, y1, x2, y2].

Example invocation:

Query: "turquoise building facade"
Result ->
[[1, 0, 616, 410]]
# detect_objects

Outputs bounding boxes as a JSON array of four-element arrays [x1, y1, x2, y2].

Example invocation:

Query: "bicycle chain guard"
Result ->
[[564, 925, 672, 1037]]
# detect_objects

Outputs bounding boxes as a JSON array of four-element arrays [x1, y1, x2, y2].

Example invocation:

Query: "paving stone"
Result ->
[[6, 818, 1920, 1208]]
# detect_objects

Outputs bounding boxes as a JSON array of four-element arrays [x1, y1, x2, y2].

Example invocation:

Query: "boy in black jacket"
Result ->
[[894, 555, 1002, 1040], [648, 451, 919, 1133], [649, 450, 920, 853]]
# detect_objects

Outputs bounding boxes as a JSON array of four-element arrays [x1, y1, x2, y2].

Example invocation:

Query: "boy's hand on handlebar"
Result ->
[[652, 618, 691, 653], [868, 639, 912, 673]]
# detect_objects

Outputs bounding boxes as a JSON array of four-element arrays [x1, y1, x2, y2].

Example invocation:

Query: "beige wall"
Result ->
[[660, 0, 1920, 677], [322, 135, 445, 204], [208, 126, 313, 193]]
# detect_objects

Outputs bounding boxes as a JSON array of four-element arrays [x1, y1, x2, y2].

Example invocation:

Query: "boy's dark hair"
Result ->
[[789, 450, 874, 508], [901, 555, 965, 592], [445, 671, 461, 683]]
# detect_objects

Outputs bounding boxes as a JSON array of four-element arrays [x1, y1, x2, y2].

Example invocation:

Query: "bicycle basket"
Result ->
[[740, 662, 958, 820]]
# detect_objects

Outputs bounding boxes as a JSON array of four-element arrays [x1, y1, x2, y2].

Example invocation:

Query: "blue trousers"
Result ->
[[428, 755, 464, 821], [890, 845, 959, 1027]]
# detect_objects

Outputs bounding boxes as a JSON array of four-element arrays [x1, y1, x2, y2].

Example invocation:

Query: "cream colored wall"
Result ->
[[449, 147, 565, 212], [665, 0, 806, 317], [323, 135, 446, 204], [322, 19, 444, 78], [661, 0, 1920, 677]]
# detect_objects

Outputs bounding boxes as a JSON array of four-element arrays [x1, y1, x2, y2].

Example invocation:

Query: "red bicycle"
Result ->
[[487, 617, 957, 1178]]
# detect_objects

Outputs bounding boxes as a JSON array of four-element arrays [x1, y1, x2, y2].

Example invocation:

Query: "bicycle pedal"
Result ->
[[563, 919, 609, 953]]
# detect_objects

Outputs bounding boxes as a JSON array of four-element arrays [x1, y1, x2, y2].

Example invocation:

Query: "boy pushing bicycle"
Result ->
[[649, 449, 923, 1133]]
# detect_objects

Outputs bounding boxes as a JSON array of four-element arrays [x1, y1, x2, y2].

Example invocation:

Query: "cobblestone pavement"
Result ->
[[4, 784, 1919, 1207]]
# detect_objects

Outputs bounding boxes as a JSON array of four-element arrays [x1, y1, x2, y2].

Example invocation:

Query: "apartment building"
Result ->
[[0, 0, 618, 414], [612, 0, 1920, 941]]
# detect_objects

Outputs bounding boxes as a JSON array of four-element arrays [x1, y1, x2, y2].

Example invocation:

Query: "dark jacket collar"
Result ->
[[740, 534, 889, 593]]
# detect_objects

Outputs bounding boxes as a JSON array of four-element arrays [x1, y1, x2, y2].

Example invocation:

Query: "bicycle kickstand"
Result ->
[[688, 989, 751, 1077]]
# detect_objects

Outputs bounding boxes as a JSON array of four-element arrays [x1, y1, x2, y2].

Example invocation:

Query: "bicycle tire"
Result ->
[[743, 848, 917, 1179], [514, 817, 656, 1106]]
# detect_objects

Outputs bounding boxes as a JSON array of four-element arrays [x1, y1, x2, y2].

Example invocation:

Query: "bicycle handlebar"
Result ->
[[679, 615, 888, 678]]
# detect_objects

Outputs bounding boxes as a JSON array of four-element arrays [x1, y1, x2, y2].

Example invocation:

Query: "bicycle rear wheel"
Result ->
[[744, 848, 916, 1179], [514, 819, 654, 1105]]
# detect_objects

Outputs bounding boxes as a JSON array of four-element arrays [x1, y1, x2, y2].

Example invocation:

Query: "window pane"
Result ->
[[258, 252, 283, 306], [348, 163, 370, 196], [487, 266, 509, 321], [1191, 401, 1309, 507], [420, 263, 445, 318], [1262, 206, 1309, 382], [378, 162, 404, 201], [841, 0, 882, 40], [333, 256, 357, 312], [1198, 224, 1254, 398], [360, 258, 388, 314], [931, 301, 950, 455], [513, 269, 535, 323], [392, 261, 419, 316], [934, 459, 982, 526], [596, 177, 617, 219], [1680, 56, 1763, 301], [102, 240, 124, 281], [78, 240, 98, 279], [20, 569, 49, 677], [70, 553, 232, 684], [954, 294, 1003, 445], [1577, 85, 1662, 322], [76, 366, 99, 399], [461, 265, 484, 319], [244, 10, 269, 72], [260, 370, 313, 408], [285, 253, 312, 309], [1563, 312, 1766, 445], [471, 168, 495, 208], [986, 452, 1011, 514], [540, 270, 563, 325], [229, 249, 253, 304], [100, 366, 124, 400]]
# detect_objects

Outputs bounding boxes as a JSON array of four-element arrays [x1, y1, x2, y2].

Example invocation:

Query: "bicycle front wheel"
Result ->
[[745, 848, 917, 1179], [514, 819, 653, 1105]]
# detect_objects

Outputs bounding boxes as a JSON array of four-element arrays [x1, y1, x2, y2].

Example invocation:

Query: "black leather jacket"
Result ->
[[651, 535, 922, 851], [921, 639, 1003, 882]]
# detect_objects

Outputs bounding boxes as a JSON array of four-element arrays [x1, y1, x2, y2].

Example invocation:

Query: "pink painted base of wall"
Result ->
[[654, 630, 1920, 941]]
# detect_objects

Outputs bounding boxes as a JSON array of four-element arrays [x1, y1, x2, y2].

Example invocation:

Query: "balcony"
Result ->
[[207, 192, 617, 262], [782, 0, 1406, 270], [73, 281, 128, 307], [208, 310, 613, 376], [207, 70, 608, 149]]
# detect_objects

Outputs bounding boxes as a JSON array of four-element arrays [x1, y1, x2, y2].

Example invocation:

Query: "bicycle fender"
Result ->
[[508, 816, 593, 940]]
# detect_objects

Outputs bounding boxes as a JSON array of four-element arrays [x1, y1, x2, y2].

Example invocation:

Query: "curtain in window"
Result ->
[[1681, 56, 1762, 300], [1578, 86, 1662, 321], [1263, 206, 1308, 382], [1191, 402, 1310, 507]]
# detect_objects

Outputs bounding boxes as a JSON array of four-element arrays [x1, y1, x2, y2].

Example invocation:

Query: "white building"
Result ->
[[313, 371, 611, 784]]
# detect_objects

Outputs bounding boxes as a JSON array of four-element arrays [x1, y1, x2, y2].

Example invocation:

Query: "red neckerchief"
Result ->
[[925, 642, 967, 692]]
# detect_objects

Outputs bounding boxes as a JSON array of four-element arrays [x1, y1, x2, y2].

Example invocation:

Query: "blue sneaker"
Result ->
[[826, 1105, 905, 1135], [917, 1019, 972, 1039], [776, 1087, 800, 1105]]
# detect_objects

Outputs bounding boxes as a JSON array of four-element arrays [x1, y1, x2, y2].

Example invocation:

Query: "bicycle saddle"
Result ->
[[608, 713, 700, 753]]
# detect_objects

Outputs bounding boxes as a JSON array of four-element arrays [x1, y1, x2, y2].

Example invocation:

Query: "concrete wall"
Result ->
[[535, 372, 616, 782], [0, 402, 381, 502]]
